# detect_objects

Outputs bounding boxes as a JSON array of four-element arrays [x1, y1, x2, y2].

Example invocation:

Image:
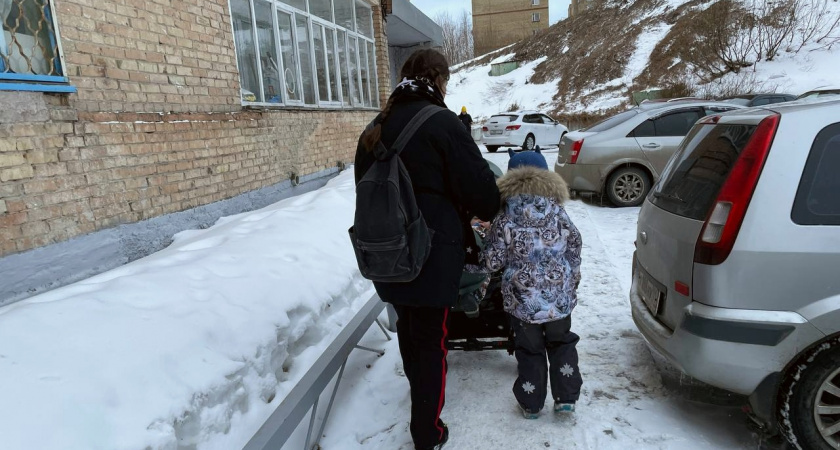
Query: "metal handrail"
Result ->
[[243, 294, 391, 450]]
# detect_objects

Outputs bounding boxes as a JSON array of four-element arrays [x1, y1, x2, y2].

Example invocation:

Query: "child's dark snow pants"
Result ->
[[511, 314, 582, 412]]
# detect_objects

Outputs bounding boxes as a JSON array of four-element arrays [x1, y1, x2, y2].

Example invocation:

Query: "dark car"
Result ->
[[721, 93, 795, 107]]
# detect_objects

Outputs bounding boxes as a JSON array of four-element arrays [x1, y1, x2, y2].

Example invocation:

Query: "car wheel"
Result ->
[[523, 134, 536, 151], [606, 167, 650, 207], [779, 337, 840, 450], [486, 146, 499, 153]]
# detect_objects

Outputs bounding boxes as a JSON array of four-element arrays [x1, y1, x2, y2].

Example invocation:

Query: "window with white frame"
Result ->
[[531, 0, 539, 5], [230, 0, 379, 108], [0, 0, 73, 92], [531, 12, 540, 22]]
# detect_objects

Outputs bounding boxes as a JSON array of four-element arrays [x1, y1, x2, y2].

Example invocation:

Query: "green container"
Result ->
[[490, 61, 520, 77]]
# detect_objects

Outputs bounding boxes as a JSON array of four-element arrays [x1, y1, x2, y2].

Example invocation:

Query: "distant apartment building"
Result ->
[[568, 0, 595, 18], [472, 0, 549, 56]]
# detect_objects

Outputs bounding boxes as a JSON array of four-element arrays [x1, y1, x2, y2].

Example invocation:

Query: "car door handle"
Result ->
[[643, 143, 661, 149]]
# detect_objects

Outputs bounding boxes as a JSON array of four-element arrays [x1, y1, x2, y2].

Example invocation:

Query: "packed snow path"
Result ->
[[318, 149, 770, 449]]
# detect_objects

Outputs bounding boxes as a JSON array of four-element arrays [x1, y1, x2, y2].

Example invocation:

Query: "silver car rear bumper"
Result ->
[[553, 162, 603, 193], [630, 267, 825, 396]]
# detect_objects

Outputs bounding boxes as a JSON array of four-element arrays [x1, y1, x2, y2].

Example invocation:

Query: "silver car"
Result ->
[[797, 85, 840, 100], [555, 101, 741, 207], [631, 99, 840, 449]]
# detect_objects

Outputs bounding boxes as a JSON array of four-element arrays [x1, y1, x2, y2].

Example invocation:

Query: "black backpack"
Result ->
[[349, 105, 446, 282]]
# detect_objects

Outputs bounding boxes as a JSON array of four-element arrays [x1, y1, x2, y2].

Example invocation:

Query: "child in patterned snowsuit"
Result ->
[[482, 148, 584, 418]]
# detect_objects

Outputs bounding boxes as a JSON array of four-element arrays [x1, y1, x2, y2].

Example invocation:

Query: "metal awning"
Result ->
[[386, 0, 443, 47]]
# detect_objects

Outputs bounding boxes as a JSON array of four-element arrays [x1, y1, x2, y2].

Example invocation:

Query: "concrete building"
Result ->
[[568, 0, 595, 18], [0, 0, 439, 305], [384, 0, 443, 90], [472, 0, 549, 56]]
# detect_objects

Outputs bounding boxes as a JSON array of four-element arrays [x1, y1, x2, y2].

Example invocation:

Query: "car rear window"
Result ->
[[650, 123, 758, 220], [489, 115, 517, 122], [584, 109, 638, 132], [792, 123, 840, 225]]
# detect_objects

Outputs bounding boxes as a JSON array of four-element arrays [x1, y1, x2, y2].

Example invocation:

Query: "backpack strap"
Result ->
[[375, 105, 445, 159], [392, 105, 446, 155]]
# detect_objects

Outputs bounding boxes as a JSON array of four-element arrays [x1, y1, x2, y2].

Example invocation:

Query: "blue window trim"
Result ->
[[0, 73, 69, 83], [0, 83, 76, 93]]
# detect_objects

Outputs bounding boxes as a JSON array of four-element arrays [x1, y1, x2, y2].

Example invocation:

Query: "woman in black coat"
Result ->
[[355, 49, 500, 450]]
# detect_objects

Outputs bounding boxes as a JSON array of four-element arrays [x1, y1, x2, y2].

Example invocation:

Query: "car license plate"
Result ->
[[638, 270, 662, 315], [490, 130, 502, 135]]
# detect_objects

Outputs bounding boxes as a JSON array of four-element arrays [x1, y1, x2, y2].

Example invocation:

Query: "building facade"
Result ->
[[0, 0, 438, 305], [472, 0, 548, 56], [568, 0, 594, 18]]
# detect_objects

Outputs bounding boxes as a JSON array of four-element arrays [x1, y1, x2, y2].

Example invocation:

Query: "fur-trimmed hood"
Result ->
[[497, 167, 570, 204]]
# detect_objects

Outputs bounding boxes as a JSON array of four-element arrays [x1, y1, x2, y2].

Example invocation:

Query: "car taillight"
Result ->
[[482, 126, 489, 131], [569, 139, 584, 164], [694, 114, 780, 265], [505, 125, 521, 131]]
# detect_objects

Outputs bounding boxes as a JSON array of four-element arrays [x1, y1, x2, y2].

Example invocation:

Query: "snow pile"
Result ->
[[0, 170, 373, 450]]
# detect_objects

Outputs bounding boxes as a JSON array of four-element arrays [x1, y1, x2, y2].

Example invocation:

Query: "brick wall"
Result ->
[[0, 0, 388, 258], [472, 0, 549, 56], [0, 106, 371, 256], [54, 0, 241, 114], [372, 5, 392, 107]]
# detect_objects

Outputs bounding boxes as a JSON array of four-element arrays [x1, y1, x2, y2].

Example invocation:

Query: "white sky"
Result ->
[[411, 0, 571, 24]]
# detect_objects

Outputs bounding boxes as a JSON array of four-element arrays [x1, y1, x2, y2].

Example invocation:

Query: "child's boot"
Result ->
[[554, 401, 575, 414], [518, 403, 540, 419]]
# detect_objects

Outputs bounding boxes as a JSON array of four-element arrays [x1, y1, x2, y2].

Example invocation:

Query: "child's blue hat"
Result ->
[[508, 146, 548, 171]]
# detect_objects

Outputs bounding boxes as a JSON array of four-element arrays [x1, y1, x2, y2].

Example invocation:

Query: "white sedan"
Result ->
[[480, 110, 569, 153]]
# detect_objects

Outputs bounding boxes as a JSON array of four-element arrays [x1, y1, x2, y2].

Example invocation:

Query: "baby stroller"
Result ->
[[447, 268, 512, 352], [446, 160, 514, 353]]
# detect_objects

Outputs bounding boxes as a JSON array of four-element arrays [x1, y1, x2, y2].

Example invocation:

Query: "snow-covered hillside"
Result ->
[[447, 0, 840, 122]]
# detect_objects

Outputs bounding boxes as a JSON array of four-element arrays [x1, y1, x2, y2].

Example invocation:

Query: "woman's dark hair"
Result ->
[[361, 49, 450, 151]]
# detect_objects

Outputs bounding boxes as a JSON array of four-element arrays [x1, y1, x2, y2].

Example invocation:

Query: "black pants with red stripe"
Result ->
[[393, 304, 449, 450]]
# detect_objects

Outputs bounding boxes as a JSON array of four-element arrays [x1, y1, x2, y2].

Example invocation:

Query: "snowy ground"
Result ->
[[0, 149, 778, 450], [0, 173, 374, 450], [447, 55, 559, 121], [319, 148, 773, 450]]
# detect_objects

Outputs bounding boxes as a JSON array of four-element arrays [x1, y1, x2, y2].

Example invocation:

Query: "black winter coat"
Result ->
[[355, 99, 500, 308]]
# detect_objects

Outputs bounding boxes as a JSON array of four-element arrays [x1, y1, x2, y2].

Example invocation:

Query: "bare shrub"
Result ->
[[661, 80, 696, 98], [696, 71, 782, 98], [791, 0, 840, 51], [551, 106, 625, 131], [749, 0, 799, 60], [506, 102, 520, 112], [696, 0, 758, 77], [435, 10, 474, 66]]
